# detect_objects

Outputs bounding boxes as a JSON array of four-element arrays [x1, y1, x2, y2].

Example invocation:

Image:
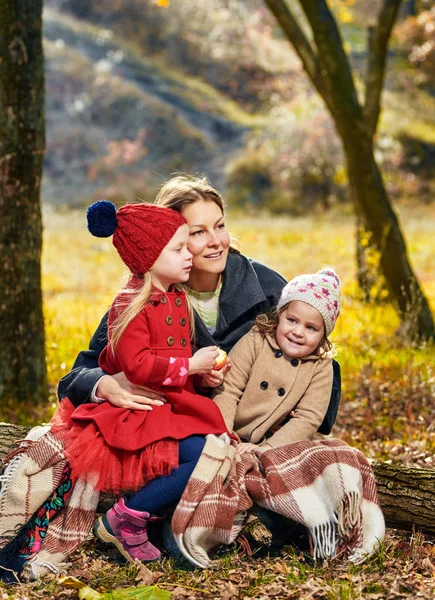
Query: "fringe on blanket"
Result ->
[[172, 434, 385, 568], [1, 429, 385, 579], [0, 425, 99, 582]]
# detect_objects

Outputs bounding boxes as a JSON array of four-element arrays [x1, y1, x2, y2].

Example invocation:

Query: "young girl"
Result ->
[[52, 200, 229, 564], [212, 268, 341, 451]]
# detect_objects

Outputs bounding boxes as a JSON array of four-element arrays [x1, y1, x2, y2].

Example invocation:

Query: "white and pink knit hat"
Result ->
[[277, 268, 341, 336]]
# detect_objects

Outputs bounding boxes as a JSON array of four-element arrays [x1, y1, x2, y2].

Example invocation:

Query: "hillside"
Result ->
[[42, 7, 261, 206], [41, 1, 435, 211]]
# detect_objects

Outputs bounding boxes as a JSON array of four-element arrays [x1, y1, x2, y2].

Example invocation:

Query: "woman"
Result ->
[[59, 175, 285, 402], [58, 174, 340, 434]]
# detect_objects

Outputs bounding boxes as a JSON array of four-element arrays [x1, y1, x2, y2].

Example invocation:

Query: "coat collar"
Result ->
[[149, 285, 184, 303], [216, 252, 269, 332]]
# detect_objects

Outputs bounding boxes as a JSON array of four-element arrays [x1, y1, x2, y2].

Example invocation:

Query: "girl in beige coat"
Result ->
[[212, 268, 341, 452]]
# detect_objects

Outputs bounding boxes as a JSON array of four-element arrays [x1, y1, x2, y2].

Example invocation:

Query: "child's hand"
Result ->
[[188, 346, 219, 375], [200, 361, 232, 388], [237, 442, 258, 455]]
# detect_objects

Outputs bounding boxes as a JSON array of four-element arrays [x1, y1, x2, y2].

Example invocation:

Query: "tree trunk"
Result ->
[[264, 0, 434, 341], [1, 424, 435, 534], [338, 121, 434, 340], [301, 0, 434, 341], [0, 0, 47, 405], [357, 3, 403, 300], [356, 213, 376, 302]]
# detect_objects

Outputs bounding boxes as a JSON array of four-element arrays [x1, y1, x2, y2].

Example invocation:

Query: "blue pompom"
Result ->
[[86, 200, 117, 237]]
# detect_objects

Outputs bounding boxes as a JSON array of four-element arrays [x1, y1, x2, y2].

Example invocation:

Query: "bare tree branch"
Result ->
[[297, 0, 365, 134], [364, 0, 404, 141], [263, 0, 334, 113]]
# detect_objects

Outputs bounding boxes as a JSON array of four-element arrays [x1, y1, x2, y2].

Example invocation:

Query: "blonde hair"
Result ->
[[109, 274, 196, 355], [109, 173, 234, 354], [255, 307, 333, 358], [155, 173, 239, 252]]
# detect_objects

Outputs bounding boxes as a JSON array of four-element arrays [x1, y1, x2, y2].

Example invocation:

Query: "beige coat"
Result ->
[[212, 327, 333, 448]]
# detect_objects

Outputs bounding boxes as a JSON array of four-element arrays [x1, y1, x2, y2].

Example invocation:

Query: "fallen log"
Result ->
[[372, 462, 435, 536], [0, 423, 29, 459], [1, 423, 434, 536]]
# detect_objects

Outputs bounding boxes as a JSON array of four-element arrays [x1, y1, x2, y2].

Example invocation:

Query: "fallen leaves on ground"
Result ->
[[2, 530, 434, 599], [59, 574, 171, 599]]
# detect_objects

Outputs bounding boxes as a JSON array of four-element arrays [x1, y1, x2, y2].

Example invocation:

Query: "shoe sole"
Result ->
[[93, 516, 137, 563], [93, 516, 160, 563]]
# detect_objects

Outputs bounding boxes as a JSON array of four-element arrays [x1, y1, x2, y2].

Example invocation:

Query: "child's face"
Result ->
[[276, 301, 325, 359], [150, 224, 193, 291]]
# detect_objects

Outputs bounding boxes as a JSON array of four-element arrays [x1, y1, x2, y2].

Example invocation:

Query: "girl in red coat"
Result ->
[[52, 200, 229, 564]]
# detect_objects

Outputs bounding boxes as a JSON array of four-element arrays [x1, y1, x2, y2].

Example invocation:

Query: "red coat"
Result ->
[[71, 286, 228, 452], [100, 286, 193, 389]]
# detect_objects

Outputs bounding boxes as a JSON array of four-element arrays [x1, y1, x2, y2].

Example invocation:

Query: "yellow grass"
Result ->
[[42, 205, 435, 436]]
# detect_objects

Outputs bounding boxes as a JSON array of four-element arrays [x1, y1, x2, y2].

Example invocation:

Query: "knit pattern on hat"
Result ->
[[87, 201, 186, 274], [277, 268, 341, 336]]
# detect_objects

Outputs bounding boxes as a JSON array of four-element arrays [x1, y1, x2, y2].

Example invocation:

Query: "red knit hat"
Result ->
[[87, 200, 186, 274]]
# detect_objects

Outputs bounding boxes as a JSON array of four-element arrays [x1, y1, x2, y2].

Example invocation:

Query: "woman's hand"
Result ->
[[96, 373, 166, 410], [200, 361, 232, 388], [188, 346, 219, 375]]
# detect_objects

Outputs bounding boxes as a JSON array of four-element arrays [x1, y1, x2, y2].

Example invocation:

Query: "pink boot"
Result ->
[[93, 498, 161, 563]]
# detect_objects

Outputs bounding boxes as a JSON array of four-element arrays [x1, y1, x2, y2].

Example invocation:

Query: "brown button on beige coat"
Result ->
[[212, 327, 333, 448]]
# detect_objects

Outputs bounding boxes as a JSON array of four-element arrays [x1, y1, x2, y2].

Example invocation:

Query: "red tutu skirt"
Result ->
[[50, 399, 179, 495]]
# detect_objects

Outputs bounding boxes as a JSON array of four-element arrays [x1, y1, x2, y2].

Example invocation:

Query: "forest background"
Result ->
[[1, 0, 435, 598], [29, 0, 435, 466]]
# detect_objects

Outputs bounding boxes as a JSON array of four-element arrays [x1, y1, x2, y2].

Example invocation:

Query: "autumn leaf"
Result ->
[[156, 0, 169, 7], [58, 574, 170, 600], [421, 557, 435, 573], [79, 588, 104, 600], [134, 560, 154, 586], [105, 586, 171, 599], [58, 575, 102, 599], [273, 559, 290, 574], [133, 561, 164, 587]]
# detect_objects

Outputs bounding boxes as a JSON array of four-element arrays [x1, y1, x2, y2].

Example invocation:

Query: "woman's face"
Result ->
[[181, 199, 231, 276]]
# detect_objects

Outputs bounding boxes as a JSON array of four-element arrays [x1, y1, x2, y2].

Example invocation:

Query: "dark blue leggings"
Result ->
[[125, 435, 206, 513]]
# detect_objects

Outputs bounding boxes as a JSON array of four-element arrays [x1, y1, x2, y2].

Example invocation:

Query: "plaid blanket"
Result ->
[[1, 429, 384, 579], [0, 426, 99, 581], [172, 434, 385, 568]]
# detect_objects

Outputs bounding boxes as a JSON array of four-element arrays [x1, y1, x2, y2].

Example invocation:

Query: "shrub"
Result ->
[[395, 6, 435, 89], [226, 107, 347, 215]]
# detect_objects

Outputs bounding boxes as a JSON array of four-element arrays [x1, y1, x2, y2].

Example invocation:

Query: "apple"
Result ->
[[213, 348, 228, 371]]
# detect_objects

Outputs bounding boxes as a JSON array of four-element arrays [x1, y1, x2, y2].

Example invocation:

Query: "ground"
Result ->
[[2, 530, 434, 599]]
